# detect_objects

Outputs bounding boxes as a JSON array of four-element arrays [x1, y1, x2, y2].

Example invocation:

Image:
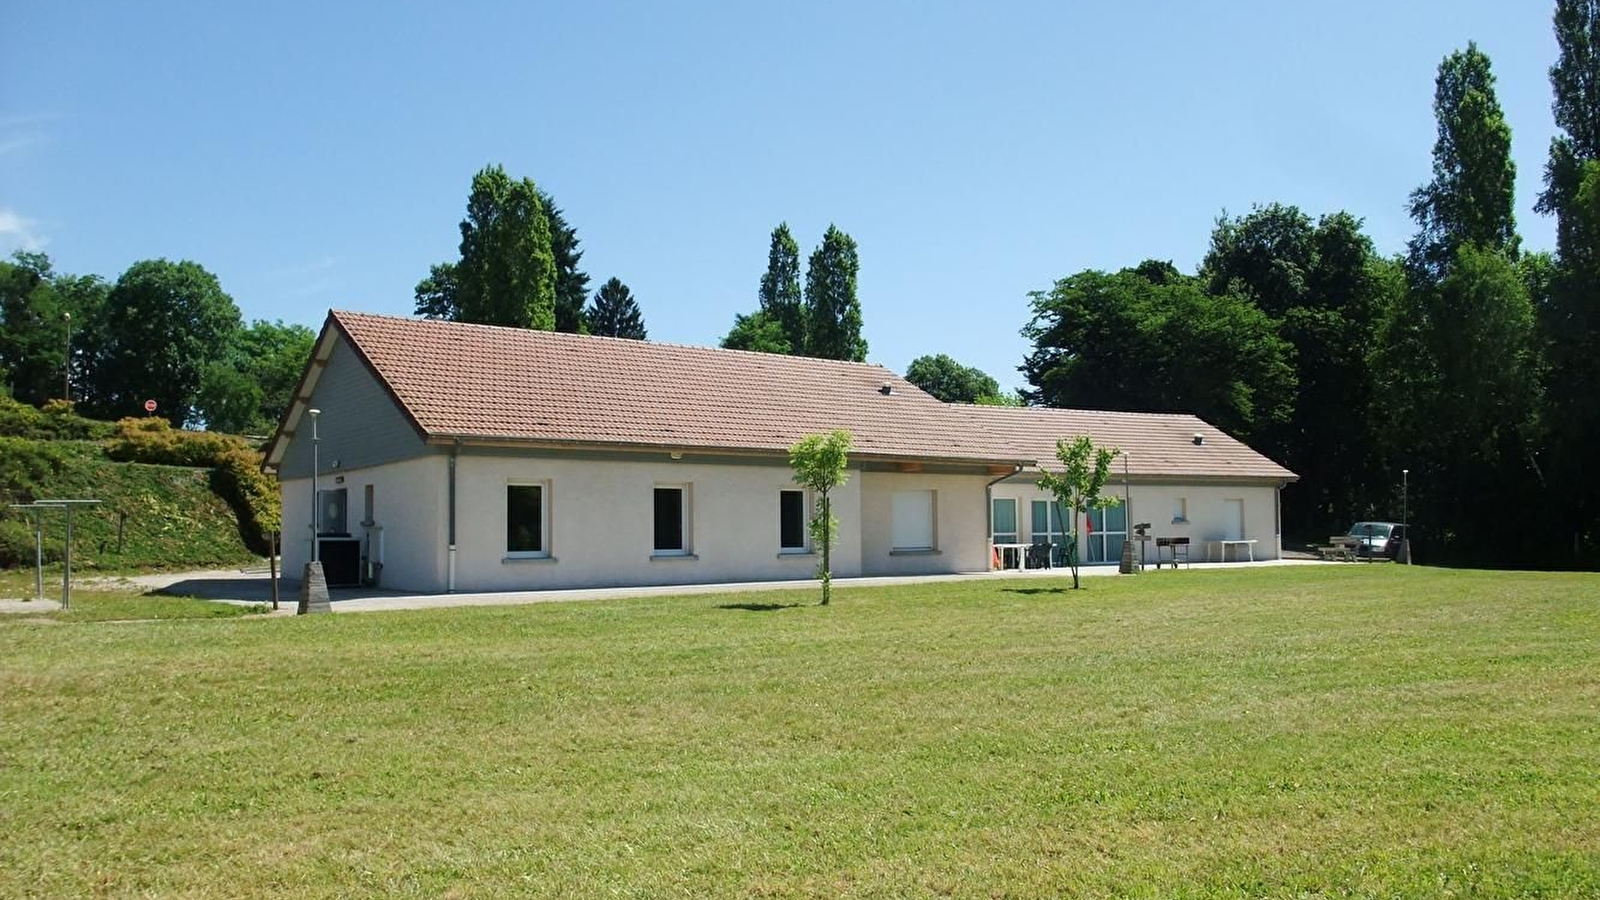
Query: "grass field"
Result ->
[[1, 566, 1595, 898]]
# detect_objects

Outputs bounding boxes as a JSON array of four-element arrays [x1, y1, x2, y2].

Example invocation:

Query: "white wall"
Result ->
[[448, 454, 867, 593], [280, 454, 448, 592], [859, 471, 993, 576], [991, 479, 1282, 563]]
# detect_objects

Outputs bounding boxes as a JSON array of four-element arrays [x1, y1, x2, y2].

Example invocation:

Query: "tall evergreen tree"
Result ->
[[1406, 42, 1520, 281], [759, 223, 805, 353], [414, 164, 556, 329], [586, 277, 647, 339], [1379, 43, 1541, 563], [802, 225, 867, 362], [542, 190, 591, 334], [1535, 0, 1600, 564]]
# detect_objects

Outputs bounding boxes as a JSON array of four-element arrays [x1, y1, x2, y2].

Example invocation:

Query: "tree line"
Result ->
[[0, 252, 312, 433], [1017, 3, 1600, 568]]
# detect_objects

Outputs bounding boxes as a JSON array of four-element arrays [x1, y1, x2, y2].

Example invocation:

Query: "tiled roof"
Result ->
[[952, 404, 1297, 482], [329, 311, 1024, 464], [317, 311, 1294, 481]]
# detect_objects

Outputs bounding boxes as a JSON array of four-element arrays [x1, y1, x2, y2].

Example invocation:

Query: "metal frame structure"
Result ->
[[8, 499, 101, 610]]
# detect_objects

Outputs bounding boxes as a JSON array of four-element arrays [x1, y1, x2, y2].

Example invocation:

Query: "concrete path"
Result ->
[[120, 557, 1326, 615], [0, 597, 60, 614]]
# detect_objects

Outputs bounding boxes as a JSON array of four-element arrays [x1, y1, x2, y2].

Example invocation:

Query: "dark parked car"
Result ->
[[1347, 521, 1407, 559]]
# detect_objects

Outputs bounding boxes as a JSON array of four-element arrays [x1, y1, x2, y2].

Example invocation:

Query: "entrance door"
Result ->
[[1224, 499, 1245, 541]]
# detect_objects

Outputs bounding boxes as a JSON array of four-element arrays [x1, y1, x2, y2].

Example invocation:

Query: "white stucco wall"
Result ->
[[858, 471, 993, 576], [280, 454, 448, 592], [447, 454, 868, 593], [991, 479, 1283, 564]]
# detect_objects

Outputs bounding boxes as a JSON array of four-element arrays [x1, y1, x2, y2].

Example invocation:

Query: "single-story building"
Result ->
[[266, 312, 1295, 593], [956, 405, 1295, 566]]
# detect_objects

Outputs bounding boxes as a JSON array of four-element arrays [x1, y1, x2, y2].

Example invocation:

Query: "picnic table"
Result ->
[[1314, 535, 1361, 561]]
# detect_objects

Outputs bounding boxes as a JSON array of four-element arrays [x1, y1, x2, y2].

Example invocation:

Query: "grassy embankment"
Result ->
[[0, 396, 266, 575], [1, 564, 1595, 898]]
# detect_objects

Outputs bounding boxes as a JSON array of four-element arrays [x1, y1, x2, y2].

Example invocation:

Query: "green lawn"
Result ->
[[1, 566, 1595, 898]]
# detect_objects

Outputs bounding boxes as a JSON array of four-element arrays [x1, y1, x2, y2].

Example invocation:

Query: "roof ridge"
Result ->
[[330, 309, 901, 376], [953, 403, 1210, 422]]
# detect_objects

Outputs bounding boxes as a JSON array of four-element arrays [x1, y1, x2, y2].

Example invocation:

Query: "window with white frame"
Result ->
[[991, 497, 1018, 544], [654, 485, 690, 555], [506, 483, 549, 557], [779, 489, 808, 552], [892, 490, 935, 551], [1173, 497, 1188, 523]]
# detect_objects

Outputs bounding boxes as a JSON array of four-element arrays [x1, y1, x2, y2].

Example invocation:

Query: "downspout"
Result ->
[[1275, 480, 1284, 560], [986, 465, 1024, 567], [447, 440, 459, 592]]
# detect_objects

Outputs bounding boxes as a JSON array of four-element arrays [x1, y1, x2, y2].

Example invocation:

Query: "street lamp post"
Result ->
[[1401, 468, 1410, 565], [309, 408, 321, 563], [299, 407, 331, 615], [62, 311, 71, 401]]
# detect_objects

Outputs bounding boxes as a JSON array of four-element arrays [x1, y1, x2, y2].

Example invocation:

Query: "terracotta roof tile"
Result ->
[[323, 312, 1294, 481], [952, 404, 1297, 481], [331, 311, 1023, 464]]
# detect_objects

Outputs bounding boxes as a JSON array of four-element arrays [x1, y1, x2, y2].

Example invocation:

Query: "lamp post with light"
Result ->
[[1401, 468, 1410, 564], [309, 408, 321, 564]]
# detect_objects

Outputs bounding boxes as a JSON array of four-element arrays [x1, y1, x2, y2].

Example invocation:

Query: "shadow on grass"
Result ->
[[1003, 587, 1071, 595], [715, 602, 808, 612]]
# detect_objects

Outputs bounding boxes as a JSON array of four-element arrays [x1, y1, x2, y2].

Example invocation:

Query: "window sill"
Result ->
[[503, 555, 557, 564], [777, 550, 816, 558], [650, 552, 699, 561], [1171, 518, 1189, 525], [890, 548, 941, 557]]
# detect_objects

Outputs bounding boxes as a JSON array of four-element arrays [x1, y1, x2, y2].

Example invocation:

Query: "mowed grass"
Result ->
[[1, 566, 1596, 898], [0, 569, 266, 622]]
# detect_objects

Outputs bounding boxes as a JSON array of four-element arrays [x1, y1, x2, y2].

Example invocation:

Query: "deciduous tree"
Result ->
[[789, 429, 852, 605], [88, 259, 242, 425], [196, 319, 316, 433], [1021, 263, 1295, 441], [1204, 206, 1402, 535], [905, 353, 1002, 404], [1035, 435, 1120, 589], [721, 310, 792, 354]]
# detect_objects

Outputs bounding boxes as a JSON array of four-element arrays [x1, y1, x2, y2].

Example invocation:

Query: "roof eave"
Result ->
[[427, 432, 1031, 469]]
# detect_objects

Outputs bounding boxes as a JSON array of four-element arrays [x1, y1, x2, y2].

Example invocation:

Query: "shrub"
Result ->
[[107, 417, 279, 553], [0, 518, 58, 568], [0, 395, 116, 441]]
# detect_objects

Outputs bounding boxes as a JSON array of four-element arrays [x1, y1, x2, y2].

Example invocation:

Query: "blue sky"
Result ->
[[1, 1, 1562, 391]]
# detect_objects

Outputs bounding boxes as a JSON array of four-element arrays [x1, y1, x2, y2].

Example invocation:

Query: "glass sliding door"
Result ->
[[1030, 499, 1069, 565], [1087, 503, 1128, 564]]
